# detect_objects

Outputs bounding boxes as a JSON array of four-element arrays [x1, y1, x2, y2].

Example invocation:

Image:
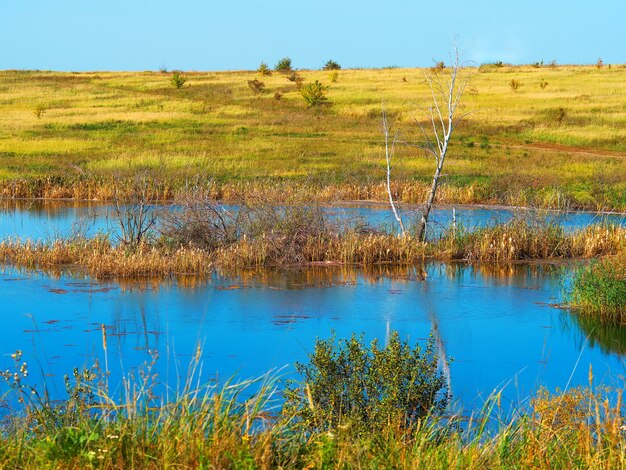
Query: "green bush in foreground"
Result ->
[[283, 332, 448, 434], [570, 254, 626, 323]]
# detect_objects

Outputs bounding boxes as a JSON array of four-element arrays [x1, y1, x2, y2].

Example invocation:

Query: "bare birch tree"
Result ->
[[382, 107, 406, 236], [415, 48, 471, 241]]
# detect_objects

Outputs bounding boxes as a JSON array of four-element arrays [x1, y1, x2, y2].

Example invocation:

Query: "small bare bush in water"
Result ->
[[113, 177, 158, 248], [160, 191, 242, 251], [239, 194, 339, 264]]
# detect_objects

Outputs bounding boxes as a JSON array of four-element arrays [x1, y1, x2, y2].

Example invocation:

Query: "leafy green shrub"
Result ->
[[322, 59, 341, 71], [257, 62, 272, 76], [170, 71, 187, 89], [274, 57, 293, 73], [300, 80, 329, 107], [283, 331, 448, 434], [247, 79, 265, 94]]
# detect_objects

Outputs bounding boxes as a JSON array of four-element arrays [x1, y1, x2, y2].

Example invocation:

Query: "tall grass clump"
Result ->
[[569, 253, 626, 323], [436, 219, 626, 262]]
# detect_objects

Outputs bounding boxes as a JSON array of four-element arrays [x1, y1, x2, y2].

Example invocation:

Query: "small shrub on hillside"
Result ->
[[545, 107, 567, 126], [247, 79, 266, 94], [322, 59, 341, 71], [431, 61, 445, 72], [300, 80, 329, 107], [509, 79, 521, 92], [34, 105, 47, 118], [531, 60, 543, 68], [257, 62, 272, 76], [287, 71, 305, 89], [275, 57, 293, 73], [170, 71, 187, 89], [283, 331, 448, 434]]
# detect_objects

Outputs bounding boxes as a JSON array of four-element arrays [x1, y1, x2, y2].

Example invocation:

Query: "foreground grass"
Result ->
[[1, 65, 626, 209], [0, 221, 623, 278], [0, 368, 623, 469]]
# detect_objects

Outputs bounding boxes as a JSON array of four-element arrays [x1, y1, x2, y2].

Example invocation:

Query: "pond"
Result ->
[[1, 200, 625, 241], [1, 261, 624, 413]]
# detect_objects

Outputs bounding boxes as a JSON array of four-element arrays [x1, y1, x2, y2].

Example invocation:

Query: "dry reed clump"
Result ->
[[0, 238, 212, 278], [440, 220, 626, 262], [214, 232, 428, 267], [1, 176, 619, 212], [570, 224, 626, 257]]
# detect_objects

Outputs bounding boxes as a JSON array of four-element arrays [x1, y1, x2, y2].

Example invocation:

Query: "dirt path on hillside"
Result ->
[[495, 140, 626, 159]]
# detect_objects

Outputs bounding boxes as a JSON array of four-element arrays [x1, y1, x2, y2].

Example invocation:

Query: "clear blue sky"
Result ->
[[1, 0, 623, 71]]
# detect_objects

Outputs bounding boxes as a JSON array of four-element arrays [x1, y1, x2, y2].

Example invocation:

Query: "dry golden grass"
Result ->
[[0, 65, 625, 209], [0, 237, 212, 278]]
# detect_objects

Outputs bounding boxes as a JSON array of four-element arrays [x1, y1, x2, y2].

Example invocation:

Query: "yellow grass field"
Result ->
[[0, 64, 625, 209]]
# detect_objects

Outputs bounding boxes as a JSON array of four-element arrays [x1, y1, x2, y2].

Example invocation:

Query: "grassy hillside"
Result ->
[[0, 64, 625, 208]]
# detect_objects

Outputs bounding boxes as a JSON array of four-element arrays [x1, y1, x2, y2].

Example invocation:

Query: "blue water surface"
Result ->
[[0, 263, 623, 412]]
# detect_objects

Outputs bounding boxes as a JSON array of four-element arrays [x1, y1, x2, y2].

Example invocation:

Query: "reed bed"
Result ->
[[0, 177, 620, 212], [0, 221, 624, 279], [0, 237, 212, 278], [439, 220, 626, 262]]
